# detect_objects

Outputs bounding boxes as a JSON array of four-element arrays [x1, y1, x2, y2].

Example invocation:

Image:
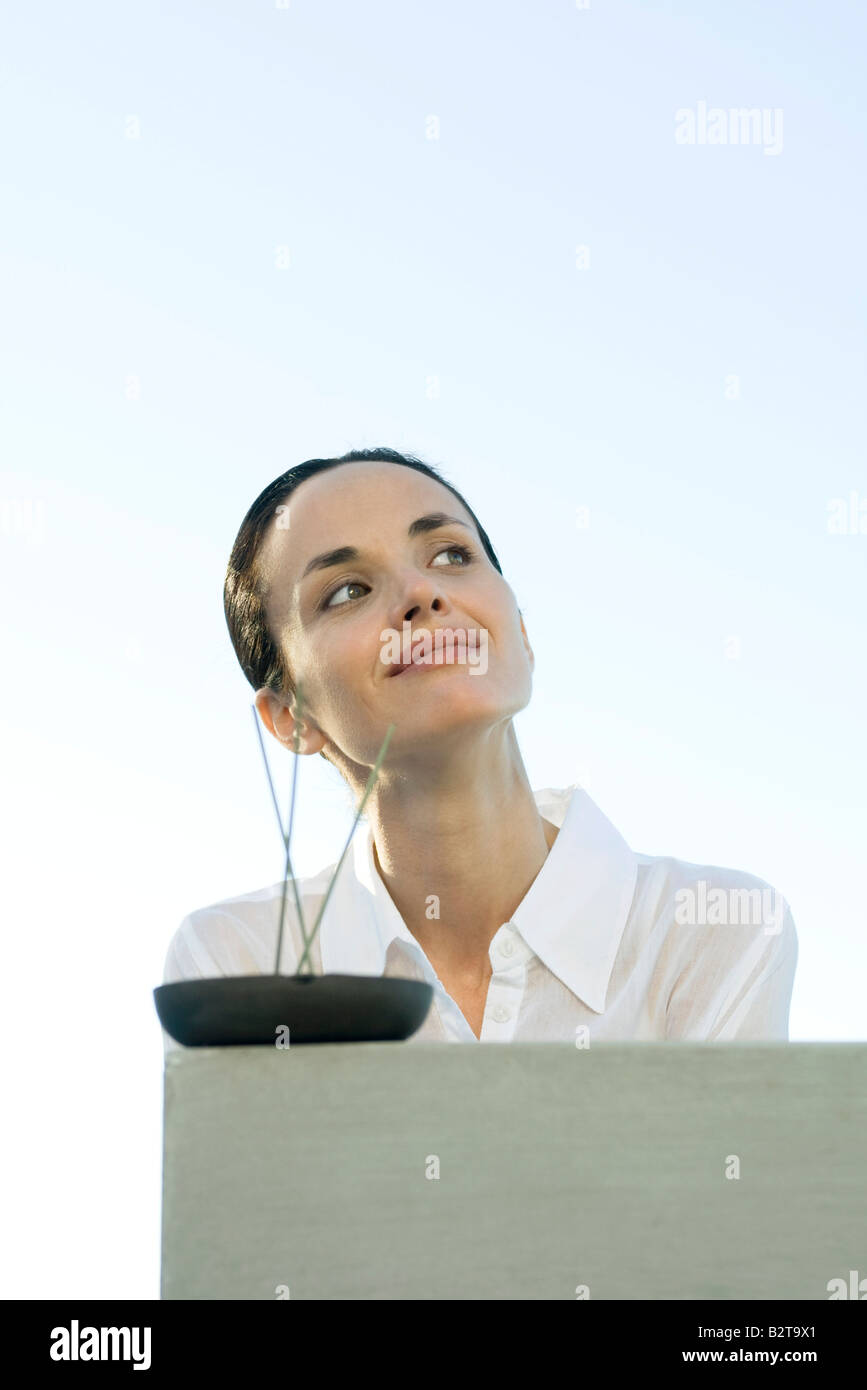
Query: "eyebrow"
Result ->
[[299, 512, 473, 582]]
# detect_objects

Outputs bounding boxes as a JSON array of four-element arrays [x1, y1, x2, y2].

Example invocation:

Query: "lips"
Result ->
[[384, 627, 481, 678]]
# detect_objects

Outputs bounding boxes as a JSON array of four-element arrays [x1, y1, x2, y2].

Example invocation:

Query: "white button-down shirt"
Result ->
[[161, 784, 798, 1054]]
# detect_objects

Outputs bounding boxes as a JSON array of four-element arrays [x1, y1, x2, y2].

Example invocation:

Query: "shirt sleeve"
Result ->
[[665, 886, 798, 1041]]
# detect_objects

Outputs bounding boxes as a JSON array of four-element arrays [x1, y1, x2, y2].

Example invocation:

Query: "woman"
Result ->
[[162, 446, 797, 1049]]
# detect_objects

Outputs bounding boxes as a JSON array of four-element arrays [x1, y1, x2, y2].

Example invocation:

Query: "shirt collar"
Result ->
[[319, 784, 638, 1014]]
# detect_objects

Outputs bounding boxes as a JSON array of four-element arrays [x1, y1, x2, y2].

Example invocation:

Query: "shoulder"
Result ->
[[636, 851, 791, 920], [625, 845, 794, 967], [628, 852, 798, 1038], [163, 864, 336, 982]]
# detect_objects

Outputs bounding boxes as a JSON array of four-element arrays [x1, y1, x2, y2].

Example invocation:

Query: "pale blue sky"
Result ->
[[1, 0, 864, 1298]]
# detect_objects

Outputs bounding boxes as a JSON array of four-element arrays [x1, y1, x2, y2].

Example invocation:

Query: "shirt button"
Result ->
[[500, 939, 515, 957], [489, 1004, 512, 1023]]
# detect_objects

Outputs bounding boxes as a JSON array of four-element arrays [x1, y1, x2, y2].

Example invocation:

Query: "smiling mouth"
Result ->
[[384, 627, 485, 678]]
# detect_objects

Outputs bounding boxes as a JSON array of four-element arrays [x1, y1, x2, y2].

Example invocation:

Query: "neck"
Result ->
[[362, 728, 558, 987]]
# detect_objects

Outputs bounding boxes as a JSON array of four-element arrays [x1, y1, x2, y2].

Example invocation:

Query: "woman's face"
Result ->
[[255, 461, 534, 771]]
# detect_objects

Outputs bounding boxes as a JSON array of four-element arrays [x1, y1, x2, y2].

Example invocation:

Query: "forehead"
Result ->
[[257, 460, 474, 618]]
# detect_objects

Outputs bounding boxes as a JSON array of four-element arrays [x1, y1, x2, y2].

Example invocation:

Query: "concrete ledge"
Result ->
[[161, 1042, 867, 1300]]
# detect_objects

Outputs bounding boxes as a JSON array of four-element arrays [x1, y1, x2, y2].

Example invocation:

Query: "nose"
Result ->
[[402, 595, 443, 625], [389, 567, 451, 630]]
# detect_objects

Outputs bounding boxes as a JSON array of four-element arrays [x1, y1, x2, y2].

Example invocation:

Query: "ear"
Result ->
[[254, 687, 328, 756], [519, 612, 535, 674]]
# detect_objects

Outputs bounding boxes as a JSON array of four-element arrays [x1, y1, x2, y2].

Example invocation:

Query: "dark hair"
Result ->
[[224, 448, 505, 748]]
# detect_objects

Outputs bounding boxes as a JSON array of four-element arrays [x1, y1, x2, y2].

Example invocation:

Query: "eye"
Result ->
[[322, 579, 368, 610], [321, 543, 474, 610], [432, 544, 472, 568]]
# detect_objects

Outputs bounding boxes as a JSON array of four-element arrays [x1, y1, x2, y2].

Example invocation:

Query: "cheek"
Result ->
[[492, 603, 524, 652], [307, 621, 377, 695]]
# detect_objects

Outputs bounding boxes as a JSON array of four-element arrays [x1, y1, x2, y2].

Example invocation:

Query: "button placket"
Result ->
[[489, 921, 531, 975], [480, 934, 528, 1040]]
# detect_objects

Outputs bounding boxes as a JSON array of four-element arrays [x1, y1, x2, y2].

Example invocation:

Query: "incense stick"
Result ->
[[252, 683, 395, 977]]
